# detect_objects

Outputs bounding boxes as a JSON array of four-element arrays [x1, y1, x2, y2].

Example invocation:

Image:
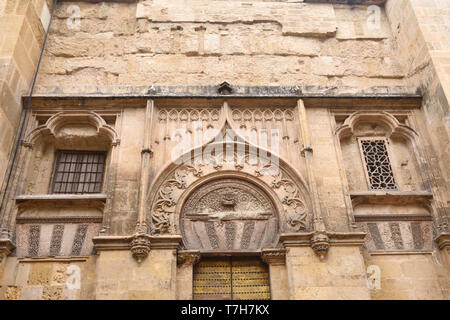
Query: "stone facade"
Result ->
[[0, 0, 449, 300]]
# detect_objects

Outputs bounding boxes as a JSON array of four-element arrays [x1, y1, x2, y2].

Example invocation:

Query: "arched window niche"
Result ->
[[336, 111, 425, 193], [21, 111, 119, 196]]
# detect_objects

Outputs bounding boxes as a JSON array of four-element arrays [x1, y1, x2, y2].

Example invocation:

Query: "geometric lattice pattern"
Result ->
[[51, 151, 106, 194], [360, 139, 397, 190]]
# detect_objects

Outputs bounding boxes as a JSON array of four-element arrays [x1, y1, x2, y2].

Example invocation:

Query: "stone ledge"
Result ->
[[304, 0, 386, 5], [93, 234, 183, 251], [30, 85, 421, 99], [279, 232, 366, 247], [354, 214, 433, 222], [15, 194, 108, 203], [350, 191, 433, 207], [16, 216, 103, 224], [368, 250, 433, 256]]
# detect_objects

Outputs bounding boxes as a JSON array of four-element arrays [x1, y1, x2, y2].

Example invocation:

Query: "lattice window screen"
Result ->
[[359, 138, 397, 190], [51, 151, 106, 194]]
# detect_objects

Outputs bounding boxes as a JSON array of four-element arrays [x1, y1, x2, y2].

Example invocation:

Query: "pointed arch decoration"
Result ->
[[145, 108, 313, 250]]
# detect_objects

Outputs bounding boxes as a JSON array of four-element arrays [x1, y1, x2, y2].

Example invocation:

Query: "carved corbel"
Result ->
[[131, 222, 151, 264], [261, 248, 286, 266], [0, 238, 15, 264], [177, 250, 201, 266], [310, 217, 330, 260], [310, 231, 330, 261]]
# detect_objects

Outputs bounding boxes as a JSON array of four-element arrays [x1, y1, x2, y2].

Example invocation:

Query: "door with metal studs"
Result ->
[[193, 256, 271, 300]]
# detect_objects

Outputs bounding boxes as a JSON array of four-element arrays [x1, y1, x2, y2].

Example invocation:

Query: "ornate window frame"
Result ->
[[357, 136, 398, 191]]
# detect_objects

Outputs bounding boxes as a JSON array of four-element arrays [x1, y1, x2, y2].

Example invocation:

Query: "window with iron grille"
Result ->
[[358, 138, 397, 190], [50, 151, 106, 194]]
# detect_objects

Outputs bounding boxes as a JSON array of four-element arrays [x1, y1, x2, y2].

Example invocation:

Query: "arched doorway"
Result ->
[[180, 178, 276, 300]]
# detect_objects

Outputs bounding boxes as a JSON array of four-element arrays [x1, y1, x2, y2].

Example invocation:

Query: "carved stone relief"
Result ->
[[146, 141, 312, 241], [181, 179, 277, 251]]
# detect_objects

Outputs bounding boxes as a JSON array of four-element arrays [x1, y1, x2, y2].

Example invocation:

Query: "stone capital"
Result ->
[[261, 248, 286, 265], [177, 250, 201, 265], [0, 239, 15, 263]]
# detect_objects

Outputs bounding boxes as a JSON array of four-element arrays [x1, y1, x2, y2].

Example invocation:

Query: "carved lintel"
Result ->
[[435, 232, 450, 251], [311, 231, 330, 261], [93, 235, 133, 251], [131, 233, 152, 264], [261, 248, 286, 265], [150, 235, 183, 250], [177, 250, 201, 265], [279, 232, 314, 247]]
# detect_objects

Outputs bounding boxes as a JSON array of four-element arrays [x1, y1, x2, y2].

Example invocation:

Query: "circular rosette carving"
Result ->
[[180, 179, 278, 252]]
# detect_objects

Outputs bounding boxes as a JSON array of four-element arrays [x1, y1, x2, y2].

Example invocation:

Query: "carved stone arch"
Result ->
[[145, 139, 313, 246], [176, 171, 284, 252], [336, 111, 419, 142], [22, 111, 120, 148]]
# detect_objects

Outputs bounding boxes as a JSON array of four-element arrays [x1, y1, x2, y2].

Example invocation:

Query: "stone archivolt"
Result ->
[[146, 138, 312, 251], [22, 111, 120, 148]]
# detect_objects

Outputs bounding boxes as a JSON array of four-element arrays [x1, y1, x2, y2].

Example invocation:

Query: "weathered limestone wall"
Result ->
[[0, 256, 97, 300], [285, 246, 371, 300], [35, 0, 405, 93], [95, 249, 177, 299], [386, 0, 449, 218], [363, 251, 449, 299], [0, 0, 51, 188]]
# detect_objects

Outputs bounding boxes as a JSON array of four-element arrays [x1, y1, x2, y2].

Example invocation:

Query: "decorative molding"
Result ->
[[130, 233, 152, 264], [311, 231, 330, 260], [16, 216, 103, 224], [368, 251, 433, 256], [0, 239, 15, 263], [435, 233, 450, 251], [217, 82, 233, 95], [354, 214, 433, 222], [16, 194, 108, 202], [280, 232, 366, 256], [93, 236, 133, 251], [22, 111, 120, 148], [177, 250, 201, 265], [336, 111, 419, 141], [261, 248, 286, 265], [350, 191, 433, 208]]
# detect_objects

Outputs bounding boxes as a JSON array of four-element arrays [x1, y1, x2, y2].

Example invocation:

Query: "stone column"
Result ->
[[176, 250, 201, 300], [261, 249, 288, 300]]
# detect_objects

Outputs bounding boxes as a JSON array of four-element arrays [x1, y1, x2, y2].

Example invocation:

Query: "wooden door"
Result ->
[[193, 256, 270, 300]]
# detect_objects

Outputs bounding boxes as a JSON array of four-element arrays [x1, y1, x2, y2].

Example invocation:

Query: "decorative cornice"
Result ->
[[93, 236, 133, 251], [16, 216, 103, 224], [280, 231, 366, 257], [435, 233, 450, 251], [261, 248, 286, 266], [93, 235, 183, 253], [328, 232, 366, 246], [304, 0, 386, 5], [354, 214, 433, 222], [177, 250, 201, 265], [16, 194, 108, 203], [279, 232, 315, 247], [29, 85, 421, 101]]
